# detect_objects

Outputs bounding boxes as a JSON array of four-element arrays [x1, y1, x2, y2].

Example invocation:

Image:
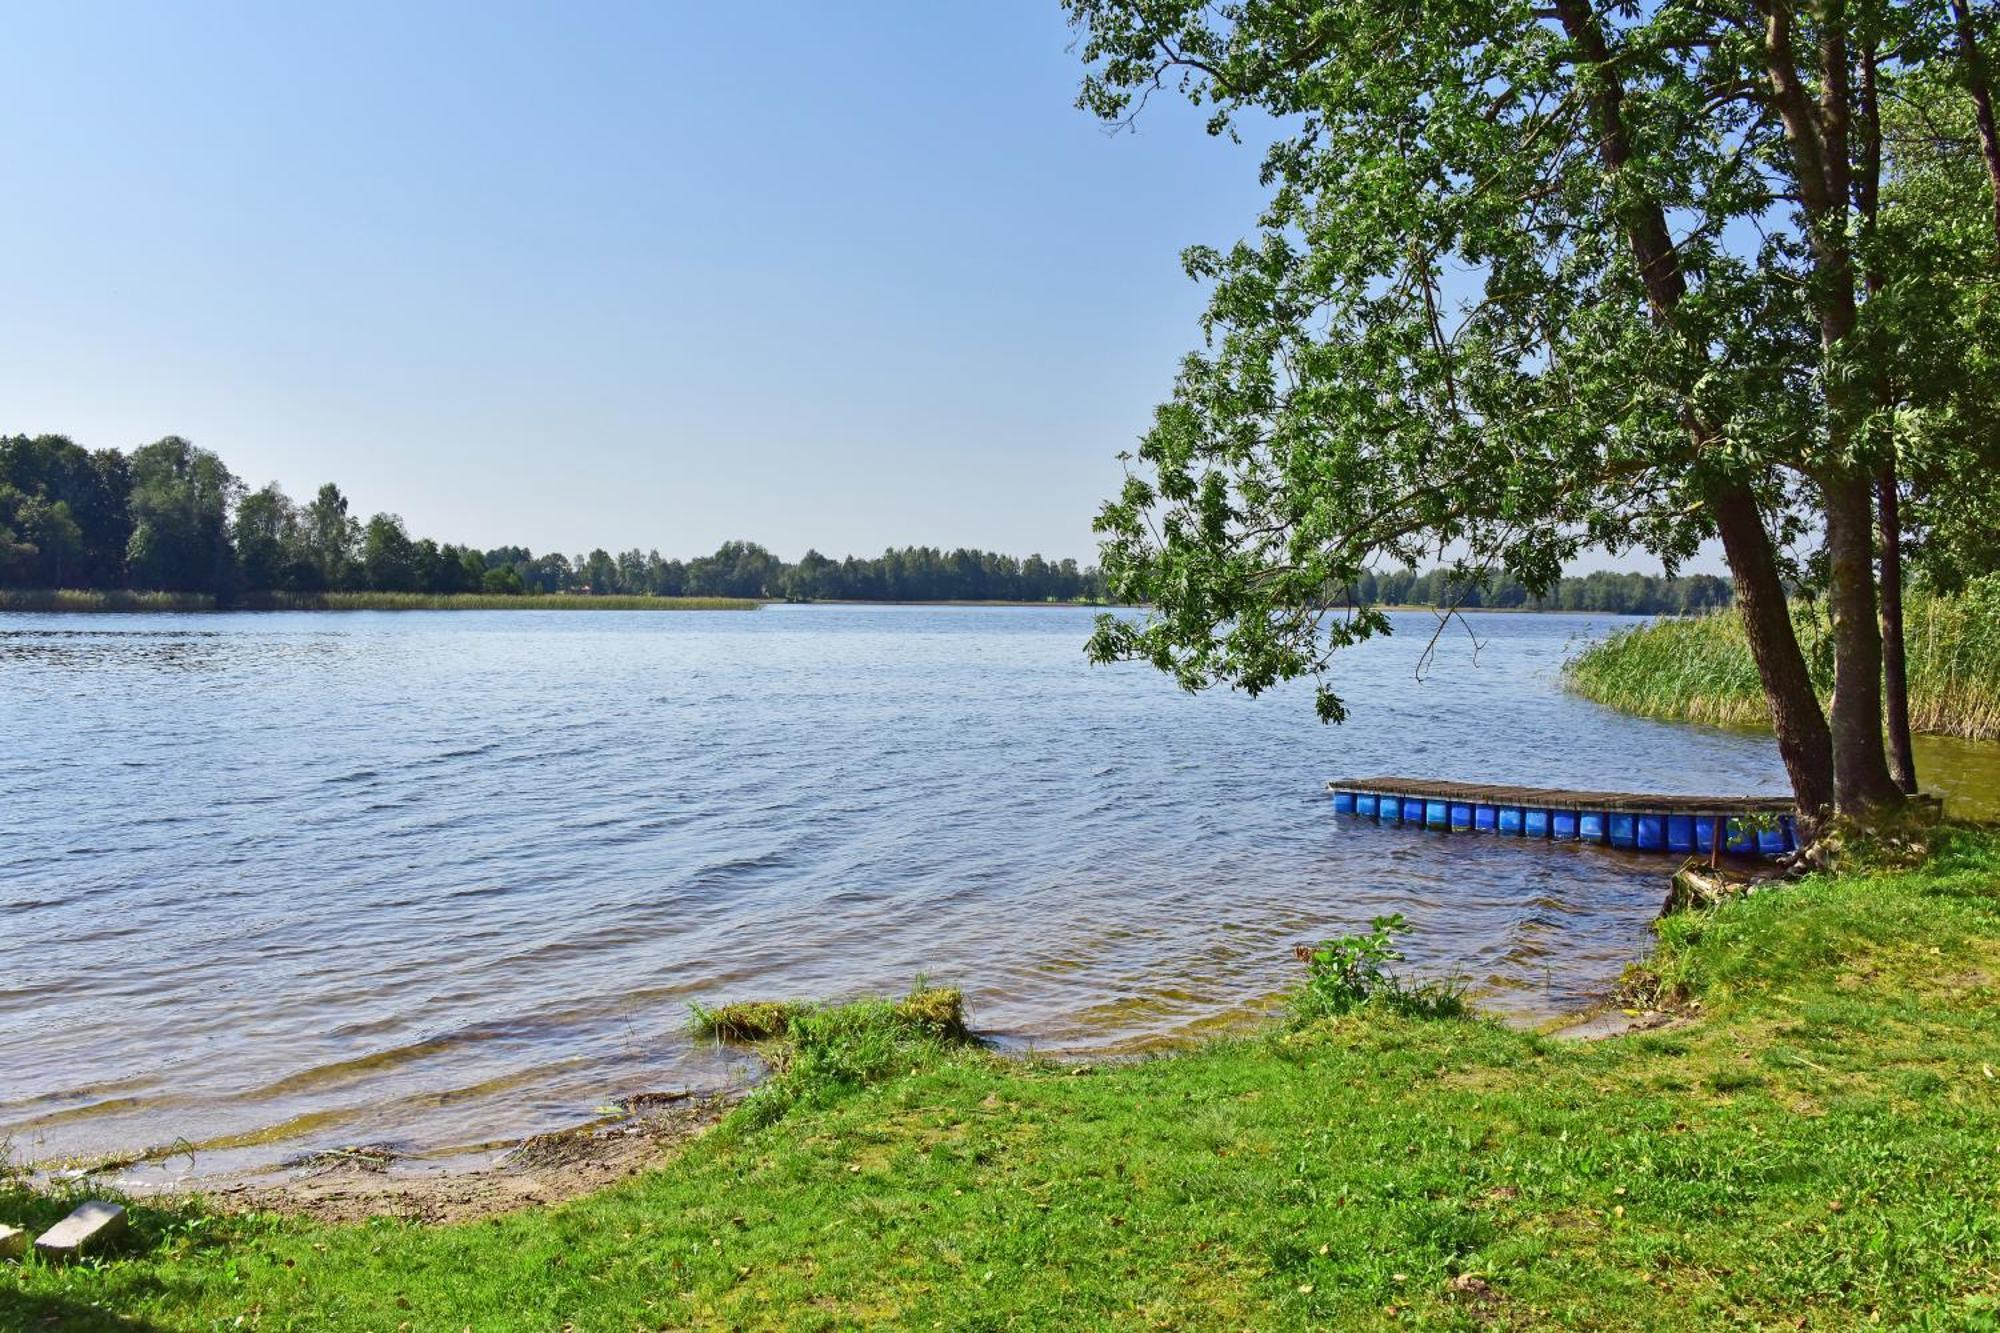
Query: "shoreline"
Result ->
[[186, 1092, 737, 1226], [0, 589, 1683, 615], [9, 825, 1999, 1325], [44, 976, 1647, 1227]]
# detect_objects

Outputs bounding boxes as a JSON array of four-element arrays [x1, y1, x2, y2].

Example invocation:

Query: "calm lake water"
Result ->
[[0, 606, 1984, 1182]]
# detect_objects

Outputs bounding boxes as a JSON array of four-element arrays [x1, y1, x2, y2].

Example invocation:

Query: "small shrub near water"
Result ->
[[1288, 914, 1468, 1023]]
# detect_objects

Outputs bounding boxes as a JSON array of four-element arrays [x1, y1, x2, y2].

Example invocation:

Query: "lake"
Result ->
[[0, 605, 1969, 1184]]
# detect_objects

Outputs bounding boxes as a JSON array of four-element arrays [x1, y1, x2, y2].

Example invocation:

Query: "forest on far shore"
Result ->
[[2, 432, 1729, 612]]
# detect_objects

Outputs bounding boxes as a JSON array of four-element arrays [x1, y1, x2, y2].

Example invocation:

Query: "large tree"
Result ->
[[1068, 0, 1997, 830], [301, 483, 359, 590], [0, 434, 132, 587], [125, 436, 238, 595], [233, 482, 300, 592], [360, 513, 420, 592]]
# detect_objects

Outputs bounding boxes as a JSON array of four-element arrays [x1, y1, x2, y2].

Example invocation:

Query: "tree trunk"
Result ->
[[1556, 0, 1838, 828], [1952, 0, 2000, 249], [1858, 44, 1918, 795], [1758, 4, 1904, 820], [1876, 462, 1919, 792], [1709, 483, 1836, 828], [1820, 467, 1906, 813]]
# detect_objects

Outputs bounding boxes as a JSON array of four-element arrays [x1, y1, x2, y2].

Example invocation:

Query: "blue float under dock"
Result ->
[[1327, 777, 1798, 860]]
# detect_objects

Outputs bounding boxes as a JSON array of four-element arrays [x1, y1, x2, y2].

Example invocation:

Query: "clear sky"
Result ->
[[1, 2, 1281, 564]]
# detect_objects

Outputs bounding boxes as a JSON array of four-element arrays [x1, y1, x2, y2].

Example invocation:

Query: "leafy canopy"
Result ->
[[1068, 0, 1995, 721]]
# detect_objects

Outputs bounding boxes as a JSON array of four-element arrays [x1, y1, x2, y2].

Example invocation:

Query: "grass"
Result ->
[[0, 588, 763, 612], [8, 832, 2000, 1329], [1565, 575, 2000, 741], [690, 989, 969, 1048]]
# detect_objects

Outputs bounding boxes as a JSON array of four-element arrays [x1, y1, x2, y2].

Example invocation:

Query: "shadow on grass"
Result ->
[[0, 1282, 173, 1332], [1, 1184, 244, 1330]]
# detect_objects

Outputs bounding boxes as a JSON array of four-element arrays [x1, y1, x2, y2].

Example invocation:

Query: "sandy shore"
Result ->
[[155, 1092, 735, 1226]]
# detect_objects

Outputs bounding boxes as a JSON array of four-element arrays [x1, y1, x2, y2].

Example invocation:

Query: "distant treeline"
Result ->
[[1360, 567, 1734, 616], [0, 434, 1107, 603], [2, 432, 1732, 612]]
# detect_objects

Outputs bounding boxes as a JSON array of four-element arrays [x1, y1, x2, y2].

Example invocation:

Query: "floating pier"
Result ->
[[1326, 777, 1799, 860]]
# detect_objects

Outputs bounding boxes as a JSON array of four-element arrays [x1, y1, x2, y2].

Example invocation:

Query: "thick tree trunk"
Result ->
[[1709, 484, 1836, 828], [1820, 467, 1906, 812], [1876, 463, 1919, 792], [1952, 0, 2000, 249]]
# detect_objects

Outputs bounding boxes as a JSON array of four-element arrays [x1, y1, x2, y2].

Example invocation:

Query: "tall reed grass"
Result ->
[[1564, 575, 2000, 741], [0, 588, 216, 612], [0, 588, 762, 612], [242, 591, 762, 611]]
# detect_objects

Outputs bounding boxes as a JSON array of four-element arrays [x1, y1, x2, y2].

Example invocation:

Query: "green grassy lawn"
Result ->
[[9, 831, 2000, 1330]]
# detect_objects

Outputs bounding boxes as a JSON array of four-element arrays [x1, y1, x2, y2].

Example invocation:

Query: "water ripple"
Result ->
[[0, 605, 1804, 1177]]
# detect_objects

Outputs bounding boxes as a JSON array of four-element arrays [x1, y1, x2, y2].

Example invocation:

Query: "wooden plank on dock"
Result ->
[[1328, 777, 1794, 815]]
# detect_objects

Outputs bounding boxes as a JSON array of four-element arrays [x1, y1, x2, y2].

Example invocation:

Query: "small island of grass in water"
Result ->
[[8, 824, 1999, 1329]]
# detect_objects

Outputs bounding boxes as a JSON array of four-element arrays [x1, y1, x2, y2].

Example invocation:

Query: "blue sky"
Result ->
[[2, 2, 1276, 563]]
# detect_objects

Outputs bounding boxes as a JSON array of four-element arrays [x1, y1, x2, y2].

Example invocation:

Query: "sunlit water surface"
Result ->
[[1, 606, 1985, 1182]]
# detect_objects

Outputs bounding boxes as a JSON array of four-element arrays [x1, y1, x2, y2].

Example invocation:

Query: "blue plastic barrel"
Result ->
[[1333, 790, 1357, 814], [1355, 793, 1379, 818], [1780, 815, 1798, 850], [1574, 811, 1602, 842], [1636, 814, 1666, 852], [1726, 818, 1756, 854], [1524, 809, 1550, 837], [1403, 798, 1426, 823], [1694, 816, 1720, 855], [1474, 805, 1498, 832], [1377, 795, 1400, 823], [1552, 811, 1579, 841], [1497, 807, 1524, 835], [1425, 800, 1449, 829], [1757, 821, 1787, 857], [1607, 813, 1636, 849], [1666, 815, 1696, 854], [1449, 802, 1474, 831]]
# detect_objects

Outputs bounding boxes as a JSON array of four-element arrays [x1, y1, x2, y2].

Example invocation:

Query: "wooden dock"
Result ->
[[1327, 777, 1798, 859]]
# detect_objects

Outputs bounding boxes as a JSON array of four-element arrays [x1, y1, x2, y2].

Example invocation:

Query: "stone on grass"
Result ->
[[34, 1201, 126, 1260], [0, 1224, 26, 1261]]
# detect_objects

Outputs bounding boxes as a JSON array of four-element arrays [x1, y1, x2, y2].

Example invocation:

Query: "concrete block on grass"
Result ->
[[0, 1224, 27, 1261], [34, 1201, 126, 1260]]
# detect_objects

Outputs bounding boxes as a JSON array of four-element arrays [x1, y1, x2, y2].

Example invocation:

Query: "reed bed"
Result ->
[[0, 588, 763, 612], [1565, 575, 2000, 741], [243, 591, 763, 611], [0, 588, 217, 612]]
